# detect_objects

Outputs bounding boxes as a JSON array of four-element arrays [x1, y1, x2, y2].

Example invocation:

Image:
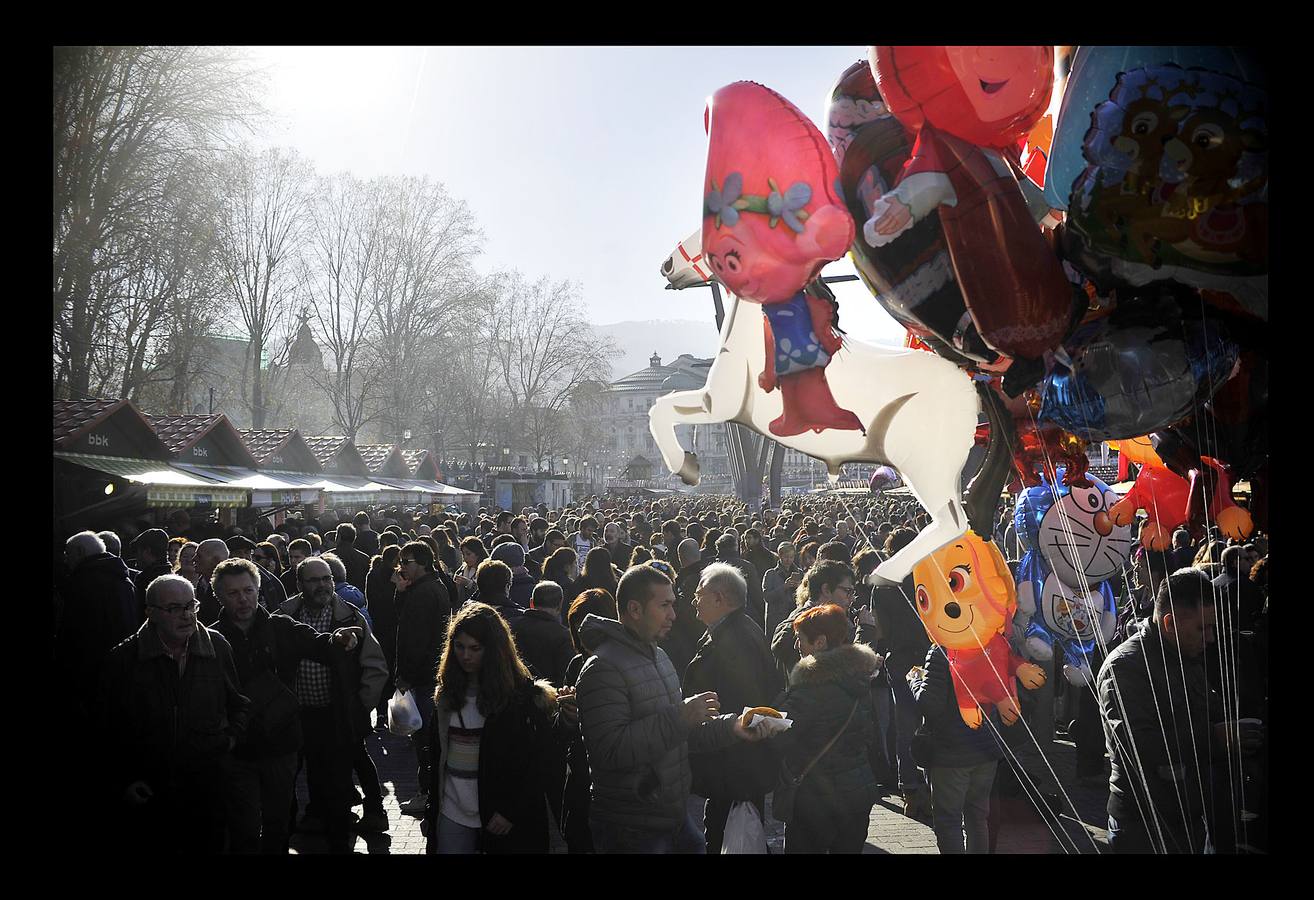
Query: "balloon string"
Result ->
[[833, 490, 1082, 854], [1023, 400, 1182, 849]]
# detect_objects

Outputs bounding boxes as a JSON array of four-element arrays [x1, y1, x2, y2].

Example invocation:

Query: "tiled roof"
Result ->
[[144, 414, 223, 453], [53, 398, 123, 445], [355, 444, 397, 472], [400, 448, 428, 468], [303, 435, 352, 466], [238, 429, 294, 463]]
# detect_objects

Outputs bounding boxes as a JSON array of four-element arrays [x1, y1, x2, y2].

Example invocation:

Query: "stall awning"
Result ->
[[313, 476, 404, 506], [373, 477, 480, 497], [172, 464, 322, 507], [58, 452, 219, 486]]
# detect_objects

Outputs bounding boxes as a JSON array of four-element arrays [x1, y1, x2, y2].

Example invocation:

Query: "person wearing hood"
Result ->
[[559, 588, 619, 853], [491, 540, 535, 609], [773, 603, 882, 853], [576, 565, 768, 853]]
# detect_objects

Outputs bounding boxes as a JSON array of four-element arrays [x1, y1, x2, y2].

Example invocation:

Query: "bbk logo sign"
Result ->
[[191, 446, 209, 458], [89, 433, 110, 448]]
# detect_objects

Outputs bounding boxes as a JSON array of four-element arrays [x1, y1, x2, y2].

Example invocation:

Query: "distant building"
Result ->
[[595, 352, 817, 490]]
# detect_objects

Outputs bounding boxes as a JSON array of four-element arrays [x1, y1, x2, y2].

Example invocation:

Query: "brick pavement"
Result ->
[[289, 713, 1112, 854]]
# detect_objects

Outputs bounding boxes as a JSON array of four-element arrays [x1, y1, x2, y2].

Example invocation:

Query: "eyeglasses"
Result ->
[[398, 558, 418, 566], [150, 601, 199, 617]]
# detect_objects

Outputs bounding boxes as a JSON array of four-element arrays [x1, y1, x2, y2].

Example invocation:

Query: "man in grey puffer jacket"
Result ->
[[578, 564, 767, 853]]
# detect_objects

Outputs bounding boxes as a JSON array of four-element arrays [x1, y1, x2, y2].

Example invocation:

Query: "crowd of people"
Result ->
[[53, 490, 1269, 854]]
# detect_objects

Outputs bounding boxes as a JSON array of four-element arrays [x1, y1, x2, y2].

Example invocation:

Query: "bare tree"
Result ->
[[53, 46, 262, 398], [301, 173, 383, 439], [215, 145, 313, 428], [367, 176, 486, 443], [492, 275, 620, 470]]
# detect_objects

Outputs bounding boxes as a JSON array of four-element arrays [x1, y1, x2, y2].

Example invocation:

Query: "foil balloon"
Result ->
[[869, 465, 902, 494], [651, 81, 984, 588], [826, 59, 1002, 369], [912, 531, 1047, 728], [1107, 437, 1192, 550], [1045, 46, 1267, 211], [1011, 469, 1130, 685], [700, 81, 860, 438], [1013, 470, 1134, 583], [864, 46, 1079, 371], [1060, 58, 1268, 310], [1038, 288, 1239, 441], [1016, 557, 1118, 685]]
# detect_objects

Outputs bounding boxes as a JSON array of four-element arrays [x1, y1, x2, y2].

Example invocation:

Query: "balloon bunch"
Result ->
[[1012, 470, 1131, 685]]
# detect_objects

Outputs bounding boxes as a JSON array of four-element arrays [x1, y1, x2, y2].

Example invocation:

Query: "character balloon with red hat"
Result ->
[[702, 81, 863, 438]]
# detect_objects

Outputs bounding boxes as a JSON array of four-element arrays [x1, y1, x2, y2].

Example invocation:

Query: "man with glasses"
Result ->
[[279, 558, 387, 853], [392, 541, 453, 816], [97, 574, 249, 854], [770, 560, 877, 678]]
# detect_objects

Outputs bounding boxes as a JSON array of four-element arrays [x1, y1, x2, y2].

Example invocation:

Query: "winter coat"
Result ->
[[394, 571, 453, 689], [511, 608, 575, 687], [424, 679, 560, 853], [278, 593, 388, 742], [561, 651, 594, 850], [682, 608, 784, 800], [775, 643, 882, 819], [873, 577, 931, 679], [719, 554, 764, 628], [211, 605, 343, 759], [576, 614, 739, 831], [356, 528, 380, 558], [1097, 619, 1218, 850], [762, 564, 801, 640], [771, 602, 877, 680], [911, 644, 1004, 769], [744, 546, 778, 586], [97, 622, 249, 800], [509, 568, 535, 610], [662, 560, 709, 679], [365, 561, 399, 665], [337, 545, 371, 594], [58, 553, 140, 705]]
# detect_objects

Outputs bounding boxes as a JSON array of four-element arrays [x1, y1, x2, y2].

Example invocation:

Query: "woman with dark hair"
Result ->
[[798, 540, 820, 573], [432, 528, 460, 575], [560, 588, 619, 853], [543, 547, 578, 622], [576, 546, 619, 602], [423, 603, 558, 854], [455, 537, 488, 604]]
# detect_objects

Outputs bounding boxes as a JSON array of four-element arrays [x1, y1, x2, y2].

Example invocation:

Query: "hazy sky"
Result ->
[[244, 45, 909, 347]]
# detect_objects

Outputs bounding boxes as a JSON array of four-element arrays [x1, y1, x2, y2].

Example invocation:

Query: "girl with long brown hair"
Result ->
[[424, 602, 558, 854]]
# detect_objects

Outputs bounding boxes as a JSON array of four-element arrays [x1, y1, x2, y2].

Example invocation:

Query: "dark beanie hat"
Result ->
[[133, 528, 169, 558], [490, 541, 526, 569], [226, 535, 257, 554]]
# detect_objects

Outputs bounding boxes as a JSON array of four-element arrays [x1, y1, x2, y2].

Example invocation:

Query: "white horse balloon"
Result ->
[[652, 229, 983, 586]]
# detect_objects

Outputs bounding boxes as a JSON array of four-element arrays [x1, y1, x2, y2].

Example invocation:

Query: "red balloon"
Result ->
[[866, 46, 1076, 365]]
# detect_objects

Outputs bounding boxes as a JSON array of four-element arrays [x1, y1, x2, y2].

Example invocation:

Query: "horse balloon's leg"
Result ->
[[870, 455, 971, 586]]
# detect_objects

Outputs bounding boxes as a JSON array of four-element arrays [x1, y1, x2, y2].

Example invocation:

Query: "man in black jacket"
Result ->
[[393, 540, 453, 816], [683, 562, 784, 853], [512, 580, 575, 687], [1097, 568, 1262, 853], [664, 539, 709, 680], [98, 575, 249, 854], [210, 558, 365, 852], [741, 528, 777, 587], [130, 528, 173, 624], [58, 531, 139, 720], [714, 533, 764, 629], [334, 523, 372, 594], [353, 511, 380, 558]]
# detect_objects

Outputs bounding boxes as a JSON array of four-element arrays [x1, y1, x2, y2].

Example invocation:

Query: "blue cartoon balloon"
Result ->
[[1012, 469, 1130, 685], [1044, 46, 1266, 212]]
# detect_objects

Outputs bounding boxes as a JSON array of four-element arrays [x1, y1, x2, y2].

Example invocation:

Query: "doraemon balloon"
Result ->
[[1014, 469, 1133, 586], [1013, 469, 1130, 684]]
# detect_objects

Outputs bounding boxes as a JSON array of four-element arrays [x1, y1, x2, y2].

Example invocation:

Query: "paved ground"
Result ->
[[289, 712, 1115, 855]]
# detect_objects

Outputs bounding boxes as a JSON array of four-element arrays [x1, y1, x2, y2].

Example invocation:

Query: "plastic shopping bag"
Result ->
[[387, 688, 422, 737], [721, 800, 768, 854]]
